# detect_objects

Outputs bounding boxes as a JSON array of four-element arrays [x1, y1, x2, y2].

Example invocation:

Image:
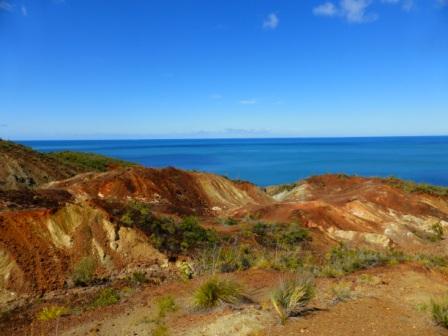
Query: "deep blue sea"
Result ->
[[20, 137, 448, 187]]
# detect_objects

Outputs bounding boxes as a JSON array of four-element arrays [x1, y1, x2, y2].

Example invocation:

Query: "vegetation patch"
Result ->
[[431, 296, 448, 328], [118, 201, 219, 255], [193, 276, 246, 309], [90, 288, 120, 308], [271, 276, 315, 324], [319, 245, 406, 277], [72, 256, 96, 286], [156, 295, 177, 319], [384, 177, 448, 197], [331, 281, 353, 303], [251, 221, 310, 249], [47, 151, 135, 172], [36, 305, 69, 321]]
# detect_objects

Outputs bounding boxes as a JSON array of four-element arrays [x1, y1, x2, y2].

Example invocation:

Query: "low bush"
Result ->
[[414, 254, 448, 268], [321, 245, 391, 277], [127, 271, 148, 286], [219, 217, 239, 226], [118, 202, 219, 255], [72, 256, 96, 286], [47, 151, 135, 172], [251, 222, 310, 249], [193, 276, 245, 309], [271, 277, 315, 324], [90, 288, 120, 308], [384, 177, 448, 197]]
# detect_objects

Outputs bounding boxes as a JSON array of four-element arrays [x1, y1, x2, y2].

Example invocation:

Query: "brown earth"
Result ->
[[0, 140, 85, 190], [1, 143, 448, 335], [7, 265, 448, 336]]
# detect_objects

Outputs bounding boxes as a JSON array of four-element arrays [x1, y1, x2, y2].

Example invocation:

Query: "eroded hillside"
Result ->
[[1, 144, 448, 335]]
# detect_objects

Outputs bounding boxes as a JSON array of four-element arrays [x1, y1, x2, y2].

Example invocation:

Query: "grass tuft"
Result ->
[[431, 296, 448, 328], [271, 277, 315, 324], [36, 306, 68, 321], [156, 296, 177, 319], [193, 276, 245, 309]]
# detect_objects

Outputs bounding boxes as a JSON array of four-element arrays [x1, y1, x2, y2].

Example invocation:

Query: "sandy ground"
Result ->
[[47, 264, 448, 336]]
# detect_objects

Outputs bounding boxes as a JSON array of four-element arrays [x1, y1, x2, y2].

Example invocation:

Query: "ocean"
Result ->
[[20, 136, 448, 187]]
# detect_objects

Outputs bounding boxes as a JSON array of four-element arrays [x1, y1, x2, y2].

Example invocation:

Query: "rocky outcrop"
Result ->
[[46, 166, 272, 215], [259, 175, 448, 250], [0, 202, 167, 303]]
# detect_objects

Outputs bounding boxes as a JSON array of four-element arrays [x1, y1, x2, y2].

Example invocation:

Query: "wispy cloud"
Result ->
[[210, 93, 223, 100], [313, 0, 377, 23], [341, 0, 377, 23], [239, 99, 257, 105], [0, 1, 13, 11], [382, 0, 414, 12], [437, 0, 448, 6], [313, 2, 338, 16], [263, 13, 279, 30], [21, 5, 27, 16]]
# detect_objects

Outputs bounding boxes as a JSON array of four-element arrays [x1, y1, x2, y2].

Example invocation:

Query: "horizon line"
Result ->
[[11, 134, 448, 142]]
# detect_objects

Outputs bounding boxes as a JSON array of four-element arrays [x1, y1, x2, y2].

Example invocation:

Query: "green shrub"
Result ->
[[431, 222, 444, 241], [193, 277, 245, 309], [384, 177, 448, 197], [72, 256, 96, 286], [271, 277, 315, 324], [251, 222, 310, 249], [431, 296, 448, 328], [156, 296, 177, 319], [47, 151, 135, 172], [118, 202, 219, 255], [279, 224, 311, 248], [220, 217, 239, 226], [414, 254, 448, 268], [321, 245, 388, 277], [90, 288, 120, 308], [129, 271, 148, 285]]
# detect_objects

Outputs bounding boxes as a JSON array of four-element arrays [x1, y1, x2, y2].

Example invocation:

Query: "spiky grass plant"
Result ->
[[271, 277, 315, 324], [36, 306, 68, 321], [36, 305, 69, 336], [193, 276, 245, 309], [431, 296, 448, 328]]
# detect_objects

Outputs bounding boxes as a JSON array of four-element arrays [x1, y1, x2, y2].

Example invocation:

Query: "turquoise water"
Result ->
[[21, 137, 448, 187]]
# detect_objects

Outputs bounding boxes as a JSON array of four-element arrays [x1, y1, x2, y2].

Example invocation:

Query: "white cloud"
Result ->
[[341, 0, 377, 23], [313, 0, 377, 23], [0, 1, 13, 11], [313, 2, 338, 16], [239, 99, 257, 105], [263, 13, 279, 30], [21, 5, 27, 16]]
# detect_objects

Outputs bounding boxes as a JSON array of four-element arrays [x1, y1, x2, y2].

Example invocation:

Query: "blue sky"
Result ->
[[0, 0, 447, 140]]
